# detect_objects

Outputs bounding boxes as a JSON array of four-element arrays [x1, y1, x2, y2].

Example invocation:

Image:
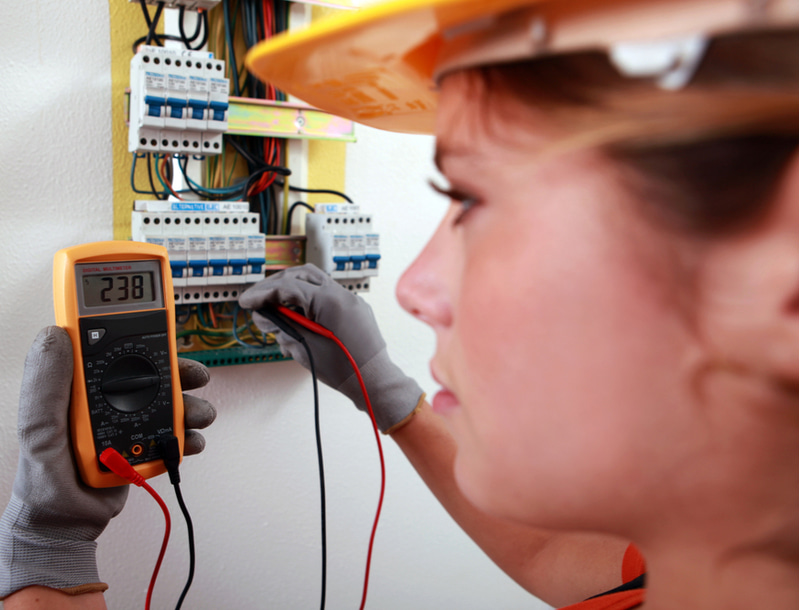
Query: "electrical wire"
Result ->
[[144, 1, 166, 46], [172, 483, 195, 609], [132, 33, 184, 53], [99, 448, 171, 610], [178, 7, 209, 50], [286, 201, 314, 234], [146, 154, 166, 200], [130, 153, 167, 198], [298, 334, 326, 610], [256, 307, 326, 610], [158, 436, 196, 610], [223, 0, 241, 97], [262, 306, 386, 610], [274, 181, 353, 203]]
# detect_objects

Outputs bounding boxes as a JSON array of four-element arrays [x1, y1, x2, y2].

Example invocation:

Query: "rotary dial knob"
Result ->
[[100, 354, 161, 413]]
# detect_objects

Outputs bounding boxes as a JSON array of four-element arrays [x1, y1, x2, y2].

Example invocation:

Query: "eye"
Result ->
[[428, 180, 479, 225]]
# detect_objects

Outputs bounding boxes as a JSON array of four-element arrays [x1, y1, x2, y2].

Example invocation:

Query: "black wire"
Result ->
[[227, 136, 260, 167], [132, 34, 184, 54], [194, 12, 209, 51], [178, 6, 201, 47], [139, 0, 153, 31], [146, 153, 165, 200], [274, 181, 353, 203], [269, 183, 279, 234], [131, 154, 163, 197], [173, 483, 196, 610], [145, 2, 165, 46], [298, 336, 326, 610], [286, 201, 314, 234], [178, 8, 209, 51], [255, 308, 326, 610]]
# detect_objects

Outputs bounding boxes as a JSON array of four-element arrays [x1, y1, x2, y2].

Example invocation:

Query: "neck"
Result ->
[[639, 526, 798, 610]]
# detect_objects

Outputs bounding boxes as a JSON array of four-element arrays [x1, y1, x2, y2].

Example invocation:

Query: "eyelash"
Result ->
[[428, 180, 479, 225]]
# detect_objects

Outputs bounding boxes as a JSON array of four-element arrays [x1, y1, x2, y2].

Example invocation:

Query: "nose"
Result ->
[[396, 213, 454, 329]]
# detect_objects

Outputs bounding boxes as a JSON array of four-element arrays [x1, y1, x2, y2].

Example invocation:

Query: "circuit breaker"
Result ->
[[305, 203, 380, 292], [129, 46, 229, 156], [131, 201, 265, 304]]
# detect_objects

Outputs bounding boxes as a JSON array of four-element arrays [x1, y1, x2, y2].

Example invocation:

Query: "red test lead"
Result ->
[[274, 305, 386, 610], [100, 448, 172, 610]]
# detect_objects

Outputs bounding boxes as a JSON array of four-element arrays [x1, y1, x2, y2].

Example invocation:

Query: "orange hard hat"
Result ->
[[246, 0, 796, 134]]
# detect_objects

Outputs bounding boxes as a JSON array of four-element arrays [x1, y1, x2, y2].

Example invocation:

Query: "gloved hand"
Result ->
[[239, 264, 425, 434], [0, 326, 216, 599]]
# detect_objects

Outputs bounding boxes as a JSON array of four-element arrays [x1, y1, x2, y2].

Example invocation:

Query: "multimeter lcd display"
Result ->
[[75, 259, 164, 316], [83, 271, 156, 307]]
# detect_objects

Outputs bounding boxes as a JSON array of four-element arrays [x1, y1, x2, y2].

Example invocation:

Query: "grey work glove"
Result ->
[[0, 326, 216, 599], [239, 264, 424, 433]]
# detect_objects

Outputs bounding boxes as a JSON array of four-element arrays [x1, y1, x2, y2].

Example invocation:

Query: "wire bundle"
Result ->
[[176, 302, 273, 350]]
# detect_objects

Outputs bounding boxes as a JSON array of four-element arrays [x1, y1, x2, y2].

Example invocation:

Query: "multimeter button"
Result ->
[[87, 328, 106, 345], [101, 355, 160, 413]]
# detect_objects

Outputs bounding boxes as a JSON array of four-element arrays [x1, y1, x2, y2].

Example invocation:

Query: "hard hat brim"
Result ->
[[245, 0, 797, 135]]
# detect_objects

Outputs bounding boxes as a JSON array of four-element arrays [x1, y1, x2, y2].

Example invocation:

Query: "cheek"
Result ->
[[446, 196, 694, 522]]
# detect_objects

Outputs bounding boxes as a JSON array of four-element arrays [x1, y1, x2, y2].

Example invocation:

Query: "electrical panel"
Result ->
[[305, 203, 380, 292], [131, 201, 265, 305], [129, 46, 229, 156]]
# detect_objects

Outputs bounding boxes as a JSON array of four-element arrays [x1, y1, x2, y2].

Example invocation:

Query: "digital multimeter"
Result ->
[[53, 241, 184, 488]]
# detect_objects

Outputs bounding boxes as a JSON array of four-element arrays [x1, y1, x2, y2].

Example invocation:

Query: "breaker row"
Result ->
[[129, 46, 229, 155], [305, 204, 381, 284], [132, 211, 265, 286]]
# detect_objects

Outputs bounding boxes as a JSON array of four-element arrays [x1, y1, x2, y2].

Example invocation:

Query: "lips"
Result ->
[[432, 389, 460, 415], [430, 366, 460, 415]]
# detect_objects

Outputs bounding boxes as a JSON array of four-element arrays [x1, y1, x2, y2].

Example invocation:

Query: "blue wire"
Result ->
[[232, 303, 261, 348], [177, 156, 244, 196]]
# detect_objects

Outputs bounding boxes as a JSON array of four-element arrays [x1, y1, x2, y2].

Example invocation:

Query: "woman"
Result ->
[[242, 1, 798, 608], [1, 0, 795, 608]]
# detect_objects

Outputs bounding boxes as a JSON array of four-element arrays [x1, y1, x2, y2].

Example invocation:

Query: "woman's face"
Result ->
[[396, 72, 704, 531]]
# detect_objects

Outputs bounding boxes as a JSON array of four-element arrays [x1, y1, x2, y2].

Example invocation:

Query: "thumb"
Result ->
[[17, 327, 73, 452]]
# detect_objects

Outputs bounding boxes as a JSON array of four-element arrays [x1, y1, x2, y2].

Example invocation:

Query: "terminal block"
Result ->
[[305, 203, 380, 292], [129, 46, 229, 156]]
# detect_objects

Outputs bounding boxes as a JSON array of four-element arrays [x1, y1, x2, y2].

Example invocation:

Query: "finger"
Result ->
[[178, 358, 210, 391], [183, 430, 207, 456], [238, 264, 327, 311], [184, 394, 217, 430], [17, 327, 73, 448], [248, 312, 280, 335]]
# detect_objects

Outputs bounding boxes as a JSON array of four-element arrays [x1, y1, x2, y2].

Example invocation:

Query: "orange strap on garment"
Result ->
[[558, 544, 647, 610], [621, 544, 646, 583]]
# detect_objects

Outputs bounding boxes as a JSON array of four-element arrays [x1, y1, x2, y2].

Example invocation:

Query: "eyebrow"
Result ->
[[433, 143, 472, 173]]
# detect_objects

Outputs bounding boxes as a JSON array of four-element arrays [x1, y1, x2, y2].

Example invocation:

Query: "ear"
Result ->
[[701, 151, 798, 386]]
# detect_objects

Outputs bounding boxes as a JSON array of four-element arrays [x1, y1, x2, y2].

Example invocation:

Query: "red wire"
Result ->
[[141, 481, 172, 610], [276, 306, 386, 610], [100, 448, 172, 610]]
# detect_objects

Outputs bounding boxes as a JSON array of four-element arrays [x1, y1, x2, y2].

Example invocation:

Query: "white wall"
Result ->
[[0, 2, 548, 608]]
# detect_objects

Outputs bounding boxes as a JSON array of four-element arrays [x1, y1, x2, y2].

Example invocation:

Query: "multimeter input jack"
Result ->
[[130, 443, 145, 457]]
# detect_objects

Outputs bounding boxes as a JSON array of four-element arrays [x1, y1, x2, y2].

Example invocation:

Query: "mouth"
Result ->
[[430, 367, 461, 416]]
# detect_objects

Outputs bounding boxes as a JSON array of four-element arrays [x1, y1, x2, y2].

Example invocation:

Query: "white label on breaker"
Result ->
[[210, 78, 229, 95], [145, 72, 166, 89], [189, 76, 208, 93], [168, 74, 188, 91]]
